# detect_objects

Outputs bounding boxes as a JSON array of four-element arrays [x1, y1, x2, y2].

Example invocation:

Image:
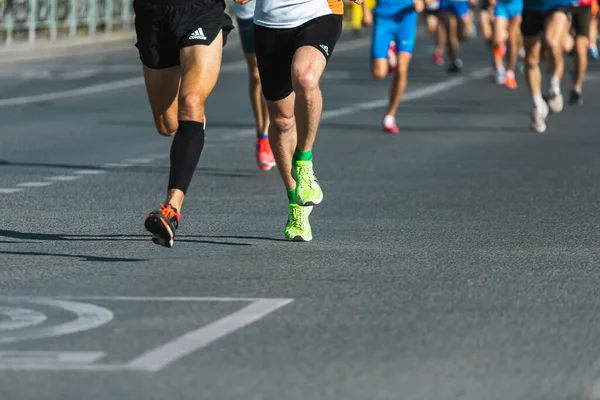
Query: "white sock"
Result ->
[[533, 94, 545, 110], [383, 115, 395, 125], [506, 70, 515, 78], [550, 75, 560, 92]]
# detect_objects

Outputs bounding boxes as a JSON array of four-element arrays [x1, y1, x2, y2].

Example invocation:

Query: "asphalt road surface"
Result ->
[[1, 25, 600, 400]]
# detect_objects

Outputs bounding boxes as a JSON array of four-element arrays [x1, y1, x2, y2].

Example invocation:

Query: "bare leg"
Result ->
[[442, 12, 459, 62], [291, 46, 328, 152], [267, 94, 297, 190], [386, 52, 412, 117], [493, 16, 509, 71], [243, 52, 270, 135], [507, 15, 522, 72], [524, 35, 543, 100], [573, 34, 590, 93]]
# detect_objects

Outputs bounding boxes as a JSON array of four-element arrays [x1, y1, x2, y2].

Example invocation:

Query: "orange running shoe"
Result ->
[[505, 71, 517, 89], [256, 137, 276, 171], [144, 203, 181, 248]]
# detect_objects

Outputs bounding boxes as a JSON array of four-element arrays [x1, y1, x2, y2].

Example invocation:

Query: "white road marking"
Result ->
[[21, 70, 53, 79], [74, 169, 106, 175], [0, 44, 133, 65], [0, 307, 47, 331], [0, 351, 106, 364], [334, 37, 371, 52], [16, 181, 54, 188], [59, 296, 274, 302], [125, 158, 153, 164], [0, 77, 144, 107], [58, 69, 102, 80], [45, 175, 81, 181], [0, 188, 23, 194], [322, 68, 491, 120], [102, 163, 134, 168], [126, 298, 294, 371], [0, 296, 292, 372], [0, 298, 114, 344], [0, 362, 125, 371]]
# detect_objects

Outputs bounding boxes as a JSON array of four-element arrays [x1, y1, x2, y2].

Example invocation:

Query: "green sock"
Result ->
[[293, 148, 312, 162], [286, 188, 297, 205]]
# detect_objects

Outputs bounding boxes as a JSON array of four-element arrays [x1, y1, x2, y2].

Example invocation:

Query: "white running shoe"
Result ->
[[495, 69, 505, 85], [530, 102, 549, 133], [546, 87, 564, 114]]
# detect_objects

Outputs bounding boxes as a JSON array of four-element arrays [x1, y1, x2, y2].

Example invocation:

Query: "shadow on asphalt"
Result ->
[[0, 250, 146, 263], [0, 230, 255, 247], [197, 235, 287, 243]]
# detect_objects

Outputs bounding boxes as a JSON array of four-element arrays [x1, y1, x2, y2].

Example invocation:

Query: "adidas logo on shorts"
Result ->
[[189, 28, 207, 40], [319, 44, 329, 56]]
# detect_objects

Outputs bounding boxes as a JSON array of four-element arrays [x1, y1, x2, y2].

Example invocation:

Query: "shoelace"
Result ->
[[291, 206, 306, 230], [297, 165, 316, 188], [158, 202, 178, 220]]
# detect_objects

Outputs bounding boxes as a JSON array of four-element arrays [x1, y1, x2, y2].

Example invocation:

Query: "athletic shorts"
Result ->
[[440, 0, 471, 18], [495, 1, 523, 18], [520, 7, 571, 36], [255, 14, 343, 101], [236, 17, 255, 53], [571, 5, 592, 37], [133, 0, 234, 69], [480, 0, 492, 11], [372, 7, 417, 58]]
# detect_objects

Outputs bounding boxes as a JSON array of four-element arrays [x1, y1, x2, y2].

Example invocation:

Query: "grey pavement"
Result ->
[[0, 24, 600, 400]]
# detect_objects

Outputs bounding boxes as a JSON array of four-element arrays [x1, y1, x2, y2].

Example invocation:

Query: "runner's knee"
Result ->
[[178, 93, 205, 121], [292, 65, 320, 94]]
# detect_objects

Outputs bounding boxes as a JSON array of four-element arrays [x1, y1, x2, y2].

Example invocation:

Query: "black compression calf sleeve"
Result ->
[[168, 120, 205, 194]]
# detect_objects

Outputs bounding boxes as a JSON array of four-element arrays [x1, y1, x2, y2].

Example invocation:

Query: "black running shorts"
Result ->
[[134, 0, 234, 69], [571, 5, 592, 37], [480, 0, 492, 11], [521, 7, 571, 37], [254, 14, 343, 102]]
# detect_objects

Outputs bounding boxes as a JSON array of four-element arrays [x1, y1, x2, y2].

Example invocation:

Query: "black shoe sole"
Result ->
[[144, 213, 175, 248]]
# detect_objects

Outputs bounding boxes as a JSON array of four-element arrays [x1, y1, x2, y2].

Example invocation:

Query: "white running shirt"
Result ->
[[233, 0, 256, 20], [253, 0, 344, 29]]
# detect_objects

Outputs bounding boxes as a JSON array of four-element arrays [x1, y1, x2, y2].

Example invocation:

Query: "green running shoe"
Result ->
[[284, 204, 313, 242], [292, 160, 323, 206]]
